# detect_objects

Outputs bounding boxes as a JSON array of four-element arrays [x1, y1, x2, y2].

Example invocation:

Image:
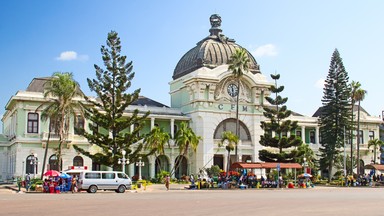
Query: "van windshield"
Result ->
[[117, 173, 128, 179]]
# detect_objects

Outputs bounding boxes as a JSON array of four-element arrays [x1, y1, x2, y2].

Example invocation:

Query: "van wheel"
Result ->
[[117, 185, 126, 193], [88, 185, 97, 193]]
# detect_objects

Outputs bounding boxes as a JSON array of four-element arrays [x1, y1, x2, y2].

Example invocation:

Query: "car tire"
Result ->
[[117, 185, 126, 193], [88, 185, 97, 193]]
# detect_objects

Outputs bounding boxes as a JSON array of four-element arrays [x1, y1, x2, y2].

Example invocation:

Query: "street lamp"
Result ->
[[30, 153, 38, 178], [118, 149, 129, 173], [136, 156, 145, 181]]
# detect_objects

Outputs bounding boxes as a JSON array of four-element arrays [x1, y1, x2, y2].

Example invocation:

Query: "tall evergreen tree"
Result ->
[[74, 31, 150, 170], [259, 74, 302, 162], [318, 49, 351, 182]]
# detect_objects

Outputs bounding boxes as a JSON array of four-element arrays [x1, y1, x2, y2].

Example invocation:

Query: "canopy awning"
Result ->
[[231, 162, 302, 170], [364, 164, 384, 171]]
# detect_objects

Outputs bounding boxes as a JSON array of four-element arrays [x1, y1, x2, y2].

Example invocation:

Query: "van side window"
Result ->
[[117, 173, 128, 179], [102, 173, 115, 179], [85, 172, 101, 179]]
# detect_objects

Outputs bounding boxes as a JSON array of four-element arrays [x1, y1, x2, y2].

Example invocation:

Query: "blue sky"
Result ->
[[1, 1, 384, 124]]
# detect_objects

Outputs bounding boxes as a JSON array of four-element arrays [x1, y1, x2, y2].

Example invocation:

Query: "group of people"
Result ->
[[349, 173, 384, 187], [42, 175, 79, 193]]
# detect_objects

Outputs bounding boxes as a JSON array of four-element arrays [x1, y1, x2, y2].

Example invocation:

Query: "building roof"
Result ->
[[312, 105, 370, 117], [26, 77, 85, 96], [26, 77, 51, 92], [172, 14, 260, 80], [364, 164, 384, 171], [131, 96, 169, 108]]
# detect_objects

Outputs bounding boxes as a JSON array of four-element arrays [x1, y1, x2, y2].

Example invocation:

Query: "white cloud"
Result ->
[[56, 51, 89, 61], [252, 44, 278, 57], [315, 78, 325, 89]]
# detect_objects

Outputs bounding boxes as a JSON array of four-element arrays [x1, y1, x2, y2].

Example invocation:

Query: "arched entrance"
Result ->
[[49, 154, 62, 171], [174, 155, 188, 179], [213, 118, 251, 141], [155, 155, 170, 176], [26, 155, 38, 174]]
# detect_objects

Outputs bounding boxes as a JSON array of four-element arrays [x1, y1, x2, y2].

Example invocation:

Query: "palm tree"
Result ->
[[368, 138, 384, 164], [219, 131, 238, 175], [228, 48, 250, 162], [354, 87, 367, 176], [38, 72, 83, 172], [349, 81, 360, 175], [144, 126, 171, 171], [171, 122, 202, 176], [296, 143, 316, 170]]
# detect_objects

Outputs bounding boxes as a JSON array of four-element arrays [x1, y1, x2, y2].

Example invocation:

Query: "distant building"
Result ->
[[0, 15, 382, 181]]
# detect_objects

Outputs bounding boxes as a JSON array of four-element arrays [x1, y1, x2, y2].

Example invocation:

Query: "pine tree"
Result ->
[[74, 31, 150, 170], [318, 49, 351, 182], [259, 74, 302, 162]]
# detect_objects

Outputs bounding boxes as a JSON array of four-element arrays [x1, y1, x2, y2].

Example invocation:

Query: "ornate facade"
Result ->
[[0, 15, 382, 181]]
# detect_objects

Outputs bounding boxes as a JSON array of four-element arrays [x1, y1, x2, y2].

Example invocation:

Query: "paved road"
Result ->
[[0, 185, 383, 216]]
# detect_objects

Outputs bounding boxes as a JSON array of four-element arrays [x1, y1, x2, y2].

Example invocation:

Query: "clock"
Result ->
[[227, 83, 238, 97]]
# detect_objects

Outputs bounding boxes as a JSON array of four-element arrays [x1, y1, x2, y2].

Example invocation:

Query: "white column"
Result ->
[[316, 127, 320, 144], [287, 131, 291, 137], [223, 154, 228, 173], [301, 126, 306, 143], [150, 117, 155, 130], [170, 155, 175, 178], [149, 157, 155, 179], [170, 119, 175, 138], [130, 124, 134, 132], [128, 164, 134, 177]]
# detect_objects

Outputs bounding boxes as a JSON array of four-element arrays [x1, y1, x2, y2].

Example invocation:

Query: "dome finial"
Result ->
[[209, 14, 222, 36]]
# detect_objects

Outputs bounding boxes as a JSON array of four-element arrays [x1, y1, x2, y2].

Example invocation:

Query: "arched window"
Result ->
[[49, 154, 61, 171], [213, 118, 251, 141], [73, 156, 84, 166], [26, 155, 38, 174]]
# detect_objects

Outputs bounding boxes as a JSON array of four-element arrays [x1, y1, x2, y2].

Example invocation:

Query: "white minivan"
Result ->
[[76, 171, 132, 193]]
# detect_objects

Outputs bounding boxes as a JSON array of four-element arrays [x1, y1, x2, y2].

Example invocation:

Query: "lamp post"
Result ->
[[136, 156, 145, 181], [118, 150, 129, 173], [22, 161, 25, 180], [30, 153, 38, 178]]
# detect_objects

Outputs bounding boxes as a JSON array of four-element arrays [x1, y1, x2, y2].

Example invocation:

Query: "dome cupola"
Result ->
[[172, 14, 260, 80]]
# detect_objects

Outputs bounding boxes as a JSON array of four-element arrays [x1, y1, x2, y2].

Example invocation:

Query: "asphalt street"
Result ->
[[0, 185, 383, 216]]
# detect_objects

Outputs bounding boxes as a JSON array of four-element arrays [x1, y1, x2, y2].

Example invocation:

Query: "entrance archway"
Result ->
[[213, 118, 251, 141], [155, 155, 170, 176], [174, 155, 188, 179]]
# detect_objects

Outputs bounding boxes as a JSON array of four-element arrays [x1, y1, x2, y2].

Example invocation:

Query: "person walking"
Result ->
[[164, 175, 170, 191], [25, 173, 31, 192], [71, 176, 77, 193]]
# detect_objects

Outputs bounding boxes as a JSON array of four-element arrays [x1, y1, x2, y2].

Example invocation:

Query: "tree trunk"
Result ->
[[235, 78, 240, 162], [356, 102, 361, 176], [226, 150, 231, 176], [357, 106, 361, 174], [40, 131, 51, 179], [350, 105, 354, 175]]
